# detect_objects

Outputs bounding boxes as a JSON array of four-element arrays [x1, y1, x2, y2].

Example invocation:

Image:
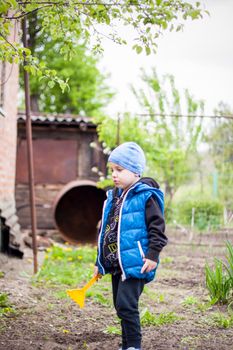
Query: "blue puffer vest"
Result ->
[[96, 182, 164, 283]]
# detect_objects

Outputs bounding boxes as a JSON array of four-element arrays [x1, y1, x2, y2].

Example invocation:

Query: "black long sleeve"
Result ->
[[145, 197, 167, 262]]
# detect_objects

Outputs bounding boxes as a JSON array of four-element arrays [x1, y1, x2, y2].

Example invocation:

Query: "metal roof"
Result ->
[[17, 111, 94, 126]]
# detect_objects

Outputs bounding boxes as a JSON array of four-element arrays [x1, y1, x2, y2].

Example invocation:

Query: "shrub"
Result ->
[[176, 198, 223, 231]]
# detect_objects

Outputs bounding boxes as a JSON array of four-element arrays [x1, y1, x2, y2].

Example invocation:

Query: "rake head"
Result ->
[[66, 274, 100, 308], [66, 288, 86, 308]]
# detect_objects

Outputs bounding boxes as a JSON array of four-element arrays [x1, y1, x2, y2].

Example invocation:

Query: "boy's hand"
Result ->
[[141, 258, 157, 273], [94, 266, 99, 277], [94, 266, 102, 279]]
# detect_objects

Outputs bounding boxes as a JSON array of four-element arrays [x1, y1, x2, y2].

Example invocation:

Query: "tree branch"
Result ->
[[1, 5, 51, 19], [0, 32, 18, 52], [17, 1, 128, 5]]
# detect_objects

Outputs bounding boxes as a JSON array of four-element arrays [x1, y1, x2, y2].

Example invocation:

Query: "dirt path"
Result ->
[[0, 229, 233, 350]]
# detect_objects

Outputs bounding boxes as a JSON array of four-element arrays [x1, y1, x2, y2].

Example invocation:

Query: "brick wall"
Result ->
[[0, 22, 23, 255], [0, 22, 19, 202]]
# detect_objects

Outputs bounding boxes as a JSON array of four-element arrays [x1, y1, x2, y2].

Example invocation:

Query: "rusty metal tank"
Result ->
[[53, 180, 106, 244]]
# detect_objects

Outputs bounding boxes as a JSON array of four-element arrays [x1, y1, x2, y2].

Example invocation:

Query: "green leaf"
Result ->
[[23, 48, 31, 56], [48, 80, 55, 89], [8, 0, 17, 8], [145, 46, 151, 55], [0, 2, 10, 13], [135, 45, 143, 54]]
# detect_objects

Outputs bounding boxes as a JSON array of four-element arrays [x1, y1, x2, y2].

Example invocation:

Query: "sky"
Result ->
[[99, 0, 233, 116]]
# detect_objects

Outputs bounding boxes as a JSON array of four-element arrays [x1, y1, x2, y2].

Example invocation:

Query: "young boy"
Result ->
[[94, 142, 167, 350]]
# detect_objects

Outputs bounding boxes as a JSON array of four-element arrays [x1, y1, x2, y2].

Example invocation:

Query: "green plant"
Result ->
[[205, 259, 231, 304], [140, 308, 180, 327], [34, 244, 113, 307], [182, 296, 199, 307], [88, 292, 111, 307], [143, 287, 166, 303], [224, 240, 233, 286], [0, 293, 15, 317], [205, 241, 233, 305], [160, 256, 174, 264], [177, 198, 223, 231], [34, 244, 97, 287], [211, 312, 233, 328], [195, 299, 215, 313], [1, 1, 204, 72], [103, 325, 121, 335], [180, 336, 199, 345], [0, 293, 8, 308]]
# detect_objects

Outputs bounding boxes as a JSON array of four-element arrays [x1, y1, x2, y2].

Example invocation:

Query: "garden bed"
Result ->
[[0, 228, 232, 350]]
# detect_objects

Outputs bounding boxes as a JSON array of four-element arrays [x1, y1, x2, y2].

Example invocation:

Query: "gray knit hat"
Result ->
[[108, 142, 146, 176]]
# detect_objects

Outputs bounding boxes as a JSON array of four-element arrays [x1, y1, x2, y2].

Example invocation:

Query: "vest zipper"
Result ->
[[117, 183, 138, 281], [137, 240, 145, 259], [97, 197, 108, 275]]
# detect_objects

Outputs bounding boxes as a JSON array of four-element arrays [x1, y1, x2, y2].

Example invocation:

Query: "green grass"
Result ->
[[140, 308, 181, 326], [182, 296, 199, 307], [194, 300, 215, 313], [102, 309, 178, 335], [143, 286, 166, 303], [160, 256, 174, 265], [103, 325, 121, 335], [33, 243, 112, 306], [34, 244, 97, 287], [207, 312, 233, 328], [0, 293, 15, 317]]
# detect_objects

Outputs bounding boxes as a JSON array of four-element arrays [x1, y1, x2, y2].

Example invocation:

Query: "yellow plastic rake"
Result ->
[[66, 274, 101, 308]]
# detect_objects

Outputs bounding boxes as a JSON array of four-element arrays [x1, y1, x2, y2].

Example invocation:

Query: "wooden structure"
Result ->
[[0, 23, 23, 257], [16, 112, 107, 243]]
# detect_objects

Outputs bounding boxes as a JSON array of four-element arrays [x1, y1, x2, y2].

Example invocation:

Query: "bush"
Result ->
[[176, 198, 223, 231]]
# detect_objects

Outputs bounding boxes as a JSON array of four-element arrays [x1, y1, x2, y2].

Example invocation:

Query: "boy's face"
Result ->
[[109, 162, 139, 190]]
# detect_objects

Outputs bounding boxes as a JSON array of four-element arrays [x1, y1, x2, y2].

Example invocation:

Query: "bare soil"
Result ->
[[0, 228, 233, 350]]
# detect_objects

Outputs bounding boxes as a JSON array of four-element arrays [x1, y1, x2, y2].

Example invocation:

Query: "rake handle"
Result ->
[[83, 274, 100, 292]]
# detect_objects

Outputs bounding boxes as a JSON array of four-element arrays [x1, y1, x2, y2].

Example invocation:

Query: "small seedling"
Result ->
[[195, 300, 214, 313], [161, 256, 174, 264], [143, 286, 166, 303], [182, 296, 199, 307], [211, 312, 233, 328], [103, 325, 121, 335], [140, 308, 181, 326]]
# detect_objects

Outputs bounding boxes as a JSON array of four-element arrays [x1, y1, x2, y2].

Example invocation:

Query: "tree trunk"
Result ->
[[30, 94, 40, 112]]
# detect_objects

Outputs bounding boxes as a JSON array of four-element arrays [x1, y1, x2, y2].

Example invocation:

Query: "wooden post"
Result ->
[[22, 18, 38, 273], [189, 207, 195, 241]]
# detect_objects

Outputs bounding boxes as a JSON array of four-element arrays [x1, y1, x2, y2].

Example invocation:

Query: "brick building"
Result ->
[[0, 22, 23, 256]]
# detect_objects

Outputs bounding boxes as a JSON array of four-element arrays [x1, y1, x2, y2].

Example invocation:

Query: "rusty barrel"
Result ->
[[53, 180, 106, 244]]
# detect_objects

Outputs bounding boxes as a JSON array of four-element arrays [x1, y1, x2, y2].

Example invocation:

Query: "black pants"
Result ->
[[112, 273, 145, 349]]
